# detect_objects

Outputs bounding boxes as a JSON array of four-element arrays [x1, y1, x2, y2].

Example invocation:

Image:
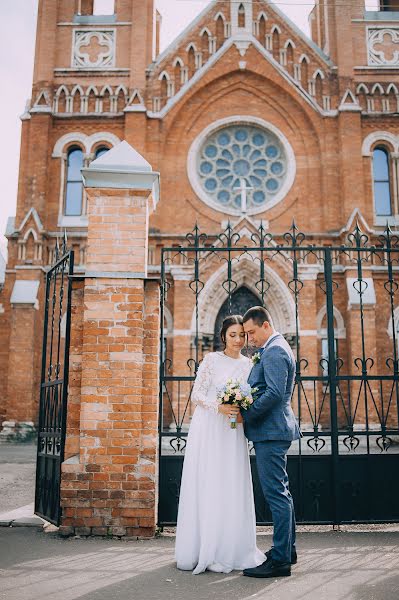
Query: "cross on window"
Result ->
[[79, 35, 109, 64], [373, 31, 399, 63], [233, 177, 253, 214]]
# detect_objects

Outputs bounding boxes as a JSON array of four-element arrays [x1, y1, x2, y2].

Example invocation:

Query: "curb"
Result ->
[[0, 516, 45, 528]]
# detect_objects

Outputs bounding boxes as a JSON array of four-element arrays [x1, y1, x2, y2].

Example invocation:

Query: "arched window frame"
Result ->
[[362, 132, 399, 225], [93, 145, 110, 160], [64, 145, 85, 217], [316, 305, 346, 379], [53, 132, 120, 227], [372, 145, 394, 218]]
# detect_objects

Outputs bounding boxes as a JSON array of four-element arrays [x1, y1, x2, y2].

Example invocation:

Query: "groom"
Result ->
[[242, 306, 301, 578]]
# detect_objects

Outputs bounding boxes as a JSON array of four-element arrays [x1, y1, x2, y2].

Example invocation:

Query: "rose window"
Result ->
[[196, 124, 288, 211]]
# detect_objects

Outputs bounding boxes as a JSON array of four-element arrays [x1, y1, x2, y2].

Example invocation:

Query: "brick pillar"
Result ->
[[60, 141, 161, 538], [337, 108, 365, 222]]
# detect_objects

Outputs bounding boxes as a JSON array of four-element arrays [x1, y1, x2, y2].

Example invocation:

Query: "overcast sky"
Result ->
[[0, 0, 379, 257]]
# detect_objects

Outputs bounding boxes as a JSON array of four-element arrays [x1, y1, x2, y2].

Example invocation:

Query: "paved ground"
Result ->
[[1, 443, 399, 599], [0, 444, 36, 513], [0, 527, 399, 600]]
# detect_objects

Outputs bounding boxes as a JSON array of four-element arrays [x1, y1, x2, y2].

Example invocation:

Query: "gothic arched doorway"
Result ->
[[213, 286, 261, 350]]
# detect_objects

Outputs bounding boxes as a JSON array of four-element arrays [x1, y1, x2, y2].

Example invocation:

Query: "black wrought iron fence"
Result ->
[[35, 236, 74, 525], [158, 222, 399, 526]]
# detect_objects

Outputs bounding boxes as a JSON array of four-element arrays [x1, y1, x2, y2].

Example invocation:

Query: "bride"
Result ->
[[175, 315, 264, 574]]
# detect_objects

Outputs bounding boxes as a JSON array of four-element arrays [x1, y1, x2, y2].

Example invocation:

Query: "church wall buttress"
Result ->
[[33, 0, 59, 85]]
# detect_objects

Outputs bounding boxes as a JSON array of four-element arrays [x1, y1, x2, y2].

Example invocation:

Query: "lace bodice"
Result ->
[[191, 352, 252, 413]]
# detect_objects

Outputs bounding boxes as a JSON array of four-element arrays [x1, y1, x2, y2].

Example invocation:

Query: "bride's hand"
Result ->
[[218, 405, 241, 418]]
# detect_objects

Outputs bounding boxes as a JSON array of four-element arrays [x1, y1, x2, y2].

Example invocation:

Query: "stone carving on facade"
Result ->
[[72, 29, 115, 68], [367, 28, 399, 67]]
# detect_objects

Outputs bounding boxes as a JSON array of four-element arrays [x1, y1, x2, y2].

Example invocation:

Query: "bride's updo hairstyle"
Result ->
[[220, 314, 243, 349]]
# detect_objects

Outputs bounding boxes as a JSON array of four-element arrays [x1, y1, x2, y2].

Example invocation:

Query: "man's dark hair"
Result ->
[[242, 306, 274, 328]]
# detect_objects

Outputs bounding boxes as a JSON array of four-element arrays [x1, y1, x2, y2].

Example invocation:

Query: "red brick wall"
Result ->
[[60, 278, 160, 537]]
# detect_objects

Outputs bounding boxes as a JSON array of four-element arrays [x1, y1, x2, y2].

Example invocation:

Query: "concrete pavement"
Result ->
[[1, 443, 399, 599], [0, 527, 399, 600], [0, 443, 36, 514]]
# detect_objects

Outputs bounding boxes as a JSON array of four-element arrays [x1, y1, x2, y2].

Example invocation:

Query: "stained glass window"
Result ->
[[197, 124, 288, 211]]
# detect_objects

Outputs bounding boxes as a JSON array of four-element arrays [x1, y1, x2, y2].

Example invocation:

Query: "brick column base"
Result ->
[[60, 278, 159, 538]]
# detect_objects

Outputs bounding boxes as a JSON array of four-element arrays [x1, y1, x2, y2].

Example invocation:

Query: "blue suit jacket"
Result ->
[[243, 333, 301, 442]]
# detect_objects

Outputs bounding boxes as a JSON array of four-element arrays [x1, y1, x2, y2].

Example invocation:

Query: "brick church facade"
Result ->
[[1, 0, 399, 439]]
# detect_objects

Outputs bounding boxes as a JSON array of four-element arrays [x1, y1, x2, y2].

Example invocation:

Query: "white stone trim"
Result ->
[[22, 227, 38, 242], [271, 24, 282, 35], [190, 257, 296, 337], [339, 89, 361, 112], [186, 42, 198, 53], [387, 306, 399, 339], [214, 11, 226, 22], [362, 131, 399, 156], [346, 277, 376, 308], [199, 26, 212, 38], [316, 305, 346, 339], [173, 56, 184, 67], [312, 68, 325, 80], [72, 28, 116, 69], [163, 305, 174, 336], [58, 215, 89, 228], [371, 82, 385, 95], [148, 36, 333, 121], [231, 0, 253, 36], [52, 131, 120, 157], [367, 26, 399, 67], [284, 38, 296, 49], [356, 83, 370, 94], [299, 53, 310, 64], [187, 115, 296, 217], [387, 83, 399, 94], [124, 88, 146, 112], [10, 280, 40, 309], [17, 208, 44, 233]]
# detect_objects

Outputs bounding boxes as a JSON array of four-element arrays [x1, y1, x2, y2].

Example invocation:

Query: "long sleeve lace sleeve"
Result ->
[[191, 354, 219, 414]]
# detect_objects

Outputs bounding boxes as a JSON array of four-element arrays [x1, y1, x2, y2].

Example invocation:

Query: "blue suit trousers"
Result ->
[[254, 440, 296, 563]]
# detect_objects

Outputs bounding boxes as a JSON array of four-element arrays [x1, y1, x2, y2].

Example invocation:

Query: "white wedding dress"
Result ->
[[175, 351, 264, 574]]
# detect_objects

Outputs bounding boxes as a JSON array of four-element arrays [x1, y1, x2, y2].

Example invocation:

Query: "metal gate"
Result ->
[[158, 222, 399, 526], [35, 239, 74, 525]]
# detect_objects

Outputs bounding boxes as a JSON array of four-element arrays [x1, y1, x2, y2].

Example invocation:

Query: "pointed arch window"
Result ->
[[65, 147, 84, 216], [238, 4, 246, 28], [373, 146, 392, 216]]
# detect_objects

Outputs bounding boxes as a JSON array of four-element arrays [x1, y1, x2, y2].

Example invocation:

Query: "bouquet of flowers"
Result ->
[[216, 378, 258, 429]]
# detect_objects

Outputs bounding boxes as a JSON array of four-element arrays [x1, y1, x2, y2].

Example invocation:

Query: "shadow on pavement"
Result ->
[[1, 528, 399, 600]]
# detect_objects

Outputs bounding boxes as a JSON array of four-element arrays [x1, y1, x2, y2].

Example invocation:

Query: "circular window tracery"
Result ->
[[194, 123, 290, 213]]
